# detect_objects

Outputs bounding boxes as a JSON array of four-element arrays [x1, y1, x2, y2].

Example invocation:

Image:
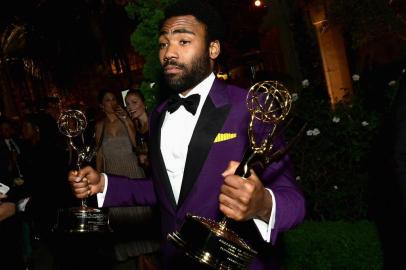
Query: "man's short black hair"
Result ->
[[161, 0, 225, 44]]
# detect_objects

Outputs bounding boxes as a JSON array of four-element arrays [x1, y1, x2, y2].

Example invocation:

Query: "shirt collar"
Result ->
[[182, 73, 214, 97], [181, 73, 215, 110]]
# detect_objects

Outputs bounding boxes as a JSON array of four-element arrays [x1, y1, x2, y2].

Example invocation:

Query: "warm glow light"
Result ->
[[254, 0, 262, 7]]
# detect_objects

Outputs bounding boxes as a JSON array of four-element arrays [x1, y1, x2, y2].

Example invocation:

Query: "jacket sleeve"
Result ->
[[259, 134, 306, 244], [103, 175, 158, 207]]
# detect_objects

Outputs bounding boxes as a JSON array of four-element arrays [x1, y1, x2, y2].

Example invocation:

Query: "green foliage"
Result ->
[[136, 81, 156, 109], [125, 0, 178, 108], [286, 78, 398, 221], [282, 220, 383, 270]]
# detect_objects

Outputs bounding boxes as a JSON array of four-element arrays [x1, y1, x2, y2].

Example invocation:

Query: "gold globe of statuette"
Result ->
[[57, 110, 88, 138], [247, 80, 292, 124]]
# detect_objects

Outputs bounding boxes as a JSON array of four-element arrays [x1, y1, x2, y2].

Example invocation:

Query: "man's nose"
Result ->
[[163, 44, 178, 62]]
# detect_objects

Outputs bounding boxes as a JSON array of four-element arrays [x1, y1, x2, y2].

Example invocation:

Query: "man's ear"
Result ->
[[209, 40, 221, 60]]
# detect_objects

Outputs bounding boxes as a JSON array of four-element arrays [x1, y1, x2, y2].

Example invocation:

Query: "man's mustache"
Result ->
[[163, 59, 185, 69]]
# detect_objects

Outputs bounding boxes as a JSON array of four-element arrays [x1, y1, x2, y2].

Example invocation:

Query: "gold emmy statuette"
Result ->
[[168, 81, 302, 269], [54, 109, 111, 233]]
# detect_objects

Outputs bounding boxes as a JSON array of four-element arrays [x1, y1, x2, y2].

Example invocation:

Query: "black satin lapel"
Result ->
[[149, 109, 177, 208], [177, 98, 231, 207]]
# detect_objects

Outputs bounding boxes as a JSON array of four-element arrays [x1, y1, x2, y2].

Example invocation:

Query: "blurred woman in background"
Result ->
[[125, 89, 150, 173], [95, 89, 141, 176], [95, 89, 159, 270]]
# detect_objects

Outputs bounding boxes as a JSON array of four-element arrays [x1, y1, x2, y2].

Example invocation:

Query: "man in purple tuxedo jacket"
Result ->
[[69, 1, 305, 269]]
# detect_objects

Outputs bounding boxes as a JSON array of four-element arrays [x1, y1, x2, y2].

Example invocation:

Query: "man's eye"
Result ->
[[159, 42, 168, 49], [180, 40, 190, 45]]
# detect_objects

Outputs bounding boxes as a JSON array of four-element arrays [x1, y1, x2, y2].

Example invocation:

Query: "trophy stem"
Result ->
[[215, 150, 256, 234], [81, 199, 87, 208], [235, 149, 256, 178]]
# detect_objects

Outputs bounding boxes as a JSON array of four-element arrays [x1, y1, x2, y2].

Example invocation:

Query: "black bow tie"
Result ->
[[167, 94, 201, 115]]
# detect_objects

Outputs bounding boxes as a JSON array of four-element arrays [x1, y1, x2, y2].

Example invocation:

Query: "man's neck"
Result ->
[[180, 90, 191, 97], [179, 72, 214, 96]]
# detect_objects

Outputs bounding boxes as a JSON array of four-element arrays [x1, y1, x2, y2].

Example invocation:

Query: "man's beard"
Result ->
[[163, 51, 211, 93]]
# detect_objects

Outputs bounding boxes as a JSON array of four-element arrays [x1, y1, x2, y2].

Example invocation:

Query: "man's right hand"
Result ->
[[68, 166, 105, 199]]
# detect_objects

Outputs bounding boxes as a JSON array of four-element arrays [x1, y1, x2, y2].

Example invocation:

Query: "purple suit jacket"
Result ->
[[103, 79, 306, 269]]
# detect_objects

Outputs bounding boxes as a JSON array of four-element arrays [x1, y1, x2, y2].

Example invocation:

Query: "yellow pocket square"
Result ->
[[214, 133, 237, 143]]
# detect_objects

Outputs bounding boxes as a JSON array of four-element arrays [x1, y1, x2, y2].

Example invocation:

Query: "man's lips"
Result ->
[[164, 65, 182, 74]]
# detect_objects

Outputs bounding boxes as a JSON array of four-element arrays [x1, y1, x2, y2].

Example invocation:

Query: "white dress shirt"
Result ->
[[160, 73, 213, 203], [98, 73, 276, 242]]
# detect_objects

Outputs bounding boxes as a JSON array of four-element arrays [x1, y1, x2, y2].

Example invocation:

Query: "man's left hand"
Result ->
[[219, 161, 273, 222]]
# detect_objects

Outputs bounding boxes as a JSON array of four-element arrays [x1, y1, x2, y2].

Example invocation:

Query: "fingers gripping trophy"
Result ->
[[168, 81, 298, 269], [55, 110, 110, 233]]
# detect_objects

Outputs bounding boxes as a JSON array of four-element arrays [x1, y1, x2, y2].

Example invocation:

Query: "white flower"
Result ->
[[295, 176, 301, 181], [402, 68, 405, 74], [306, 128, 321, 136], [361, 121, 369, 126], [333, 185, 338, 190], [352, 74, 360, 81], [388, 80, 396, 86], [332, 117, 340, 123], [149, 82, 156, 88], [292, 93, 299, 102], [302, 79, 310, 88]]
